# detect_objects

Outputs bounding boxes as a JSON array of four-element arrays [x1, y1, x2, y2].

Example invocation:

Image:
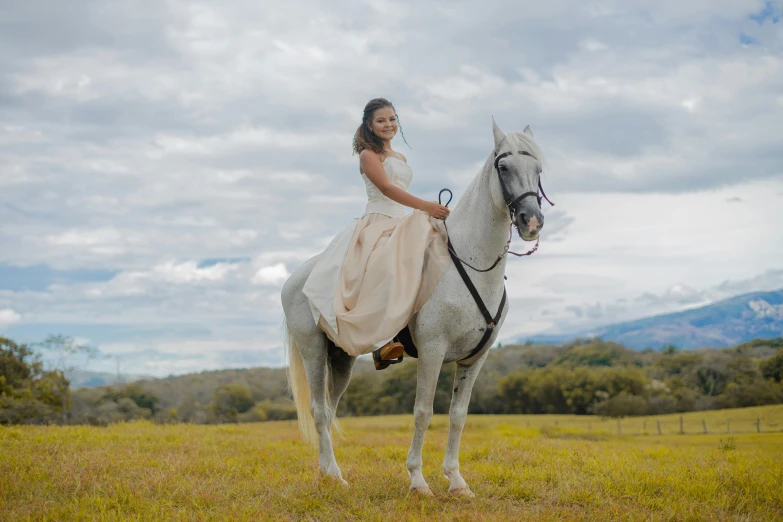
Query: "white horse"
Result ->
[[281, 119, 547, 496]]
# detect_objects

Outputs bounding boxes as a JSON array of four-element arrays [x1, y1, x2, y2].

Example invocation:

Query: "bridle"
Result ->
[[397, 147, 557, 364], [440, 148, 555, 273], [494, 150, 554, 213]]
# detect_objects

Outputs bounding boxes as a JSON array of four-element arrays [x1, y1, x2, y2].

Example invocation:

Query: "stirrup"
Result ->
[[372, 342, 404, 371]]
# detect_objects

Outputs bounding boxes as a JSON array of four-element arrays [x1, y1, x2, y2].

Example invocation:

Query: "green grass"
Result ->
[[2, 406, 783, 521]]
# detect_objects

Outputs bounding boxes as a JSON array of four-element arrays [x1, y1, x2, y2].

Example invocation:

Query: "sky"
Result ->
[[1, 0, 782, 377]]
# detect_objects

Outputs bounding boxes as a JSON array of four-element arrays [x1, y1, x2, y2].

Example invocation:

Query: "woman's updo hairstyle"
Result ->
[[352, 97, 410, 156]]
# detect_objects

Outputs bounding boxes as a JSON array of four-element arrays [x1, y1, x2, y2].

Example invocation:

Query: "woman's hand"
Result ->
[[424, 201, 450, 220]]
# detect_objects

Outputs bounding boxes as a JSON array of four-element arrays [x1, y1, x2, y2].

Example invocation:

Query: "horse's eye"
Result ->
[[498, 164, 508, 172]]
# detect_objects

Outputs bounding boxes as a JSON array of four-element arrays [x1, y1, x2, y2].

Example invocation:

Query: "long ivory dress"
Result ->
[[302, 156, 450, 356]]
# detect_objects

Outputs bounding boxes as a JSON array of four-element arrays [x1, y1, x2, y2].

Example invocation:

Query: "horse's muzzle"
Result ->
[[515, 208, 543, 241]]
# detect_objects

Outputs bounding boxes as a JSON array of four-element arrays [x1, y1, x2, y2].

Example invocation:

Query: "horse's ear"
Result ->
[[492, 116, 506, 149], [523, 125, 534, 138]]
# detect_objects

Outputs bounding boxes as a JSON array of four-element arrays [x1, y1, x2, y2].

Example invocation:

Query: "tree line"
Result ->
[[2, 335, 782, 425]]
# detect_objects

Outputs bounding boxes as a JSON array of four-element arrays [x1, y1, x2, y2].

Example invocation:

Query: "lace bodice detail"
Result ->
[[360, 156, 413, 218]]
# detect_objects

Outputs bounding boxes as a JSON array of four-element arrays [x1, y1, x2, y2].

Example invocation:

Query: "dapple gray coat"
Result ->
[[281, 120, 546, 496]]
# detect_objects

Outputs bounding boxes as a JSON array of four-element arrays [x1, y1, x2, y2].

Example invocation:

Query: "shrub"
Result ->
[[210, 384, 255, 423], [647, 395, 677, 415], [716, 381, 783, 409], [761, 350, 783, 383], [591, 392, 648, 418], [258, 401, 297, 421]]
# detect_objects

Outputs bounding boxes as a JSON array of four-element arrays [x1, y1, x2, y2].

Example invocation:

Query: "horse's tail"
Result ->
[[284, 319, 317, 445]]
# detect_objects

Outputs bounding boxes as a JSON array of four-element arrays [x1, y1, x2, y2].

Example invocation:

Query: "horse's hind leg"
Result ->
[[327, 341, 356, 409], [301, 332, 348, 485], [442, 353, 489, 497], [281, 258, 347, 485]]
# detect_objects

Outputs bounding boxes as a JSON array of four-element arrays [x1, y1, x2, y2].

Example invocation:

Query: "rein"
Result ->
[[402, 146, 556, 363]]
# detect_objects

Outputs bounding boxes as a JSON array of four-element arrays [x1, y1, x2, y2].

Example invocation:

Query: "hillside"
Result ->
[[59, 337, 783, 425], [67, 370, 153, 389], [6, 330, 781, 426], [523, 288, 783, 349]]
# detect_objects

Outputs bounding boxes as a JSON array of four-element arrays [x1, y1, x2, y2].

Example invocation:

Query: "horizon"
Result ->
[[2, 1, 782, 377], [65, 330, 783, 384]]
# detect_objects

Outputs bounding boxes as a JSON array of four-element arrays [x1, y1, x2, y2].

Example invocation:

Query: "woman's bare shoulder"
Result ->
[[359, 149, 382, 162], [359, 149, 385, 175]]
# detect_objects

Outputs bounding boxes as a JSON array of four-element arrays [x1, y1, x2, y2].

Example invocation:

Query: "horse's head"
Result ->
[[491, 119, 548, 241]]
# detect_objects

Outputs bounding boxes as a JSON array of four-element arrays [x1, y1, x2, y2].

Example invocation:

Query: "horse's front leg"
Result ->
[[406, 347, 446, 496], [442, 352, 489, 497]]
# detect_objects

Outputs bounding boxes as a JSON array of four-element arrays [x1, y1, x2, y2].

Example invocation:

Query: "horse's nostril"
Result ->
[[527, 216, 540, 231]]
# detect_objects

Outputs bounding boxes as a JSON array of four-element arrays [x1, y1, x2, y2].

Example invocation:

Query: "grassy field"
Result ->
[[2, 405, 783, 521]]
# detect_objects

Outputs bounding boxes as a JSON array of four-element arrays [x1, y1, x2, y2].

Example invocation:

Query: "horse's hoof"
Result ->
[[411, 486, 434, 497], [324, 475, 350, 487], [449, 487, 475, 498]]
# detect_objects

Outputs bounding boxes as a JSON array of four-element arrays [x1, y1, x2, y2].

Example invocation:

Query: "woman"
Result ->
[[302, 98, 451, 369]]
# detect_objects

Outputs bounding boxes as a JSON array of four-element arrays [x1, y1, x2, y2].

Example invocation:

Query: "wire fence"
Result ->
[[514, 414, 783, 436]]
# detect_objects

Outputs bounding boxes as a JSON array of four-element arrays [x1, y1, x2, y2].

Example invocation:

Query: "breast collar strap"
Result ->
[[448, 236, 507, 362]]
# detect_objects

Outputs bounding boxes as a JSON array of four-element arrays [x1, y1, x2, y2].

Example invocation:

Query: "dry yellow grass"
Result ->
[[2, 405, 783, 521]]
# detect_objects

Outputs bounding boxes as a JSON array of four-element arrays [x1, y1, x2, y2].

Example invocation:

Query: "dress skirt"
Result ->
[[302, 209, 450, 357]]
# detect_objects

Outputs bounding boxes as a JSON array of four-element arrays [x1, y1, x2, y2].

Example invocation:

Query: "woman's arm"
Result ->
[[359, 150, 450, 219]]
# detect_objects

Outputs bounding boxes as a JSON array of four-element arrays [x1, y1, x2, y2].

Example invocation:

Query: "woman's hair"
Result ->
[[352, 97, 410, 156]]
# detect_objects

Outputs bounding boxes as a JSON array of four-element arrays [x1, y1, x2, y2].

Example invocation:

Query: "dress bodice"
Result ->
[[360, 156, 413, 218]]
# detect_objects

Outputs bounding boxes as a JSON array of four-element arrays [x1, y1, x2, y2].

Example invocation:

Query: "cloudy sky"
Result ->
[[1, 0, 782, 377]]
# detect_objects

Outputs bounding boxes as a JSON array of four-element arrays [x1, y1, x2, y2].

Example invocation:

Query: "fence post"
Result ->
[[702, 419, 707, 434], [757, 418, 761, 433], [657, 419, 661, 435], [727, 419, 730, 434], [679, 416, 684, 435], [554, 419, 559, 426], [617, 419, 621, 435]]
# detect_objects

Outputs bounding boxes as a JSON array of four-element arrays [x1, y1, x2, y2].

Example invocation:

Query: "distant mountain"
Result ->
[[522, 288, 783, 350], [67, 370, 155, 389]]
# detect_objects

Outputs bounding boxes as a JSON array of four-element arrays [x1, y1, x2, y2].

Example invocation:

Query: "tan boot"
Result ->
[[372, 341, 405, 370]]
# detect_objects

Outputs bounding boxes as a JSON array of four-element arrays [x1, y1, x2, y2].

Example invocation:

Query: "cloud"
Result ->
[[515, 266, 783, 339], [142, 260, 239, 284], [96, 338, 283, 377], [716, 269, 783, 296], [537, 273, 624, 295], [252, 263, 290, 286], [579, 39, 608, 52], [0, 309, 22, 328], [537, 210, 575, 242], [636, 284, 707, 307], [565, 300, 629, 321], [1, 0, 782, 372]]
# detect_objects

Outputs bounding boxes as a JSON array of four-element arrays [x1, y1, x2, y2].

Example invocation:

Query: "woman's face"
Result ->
[[368, 106, 398, 141]]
